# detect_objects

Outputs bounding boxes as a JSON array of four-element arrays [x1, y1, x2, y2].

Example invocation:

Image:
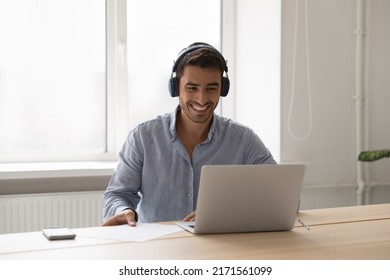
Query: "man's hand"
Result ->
[[183, 211, 196, 222], [101, 209, 137, 227]]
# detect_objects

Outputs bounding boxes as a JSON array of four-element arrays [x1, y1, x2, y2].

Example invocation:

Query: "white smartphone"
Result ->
[[42, 228, 76, 240]]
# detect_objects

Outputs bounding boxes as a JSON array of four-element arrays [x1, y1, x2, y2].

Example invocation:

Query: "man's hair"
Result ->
[[175, 44, 227, 82]]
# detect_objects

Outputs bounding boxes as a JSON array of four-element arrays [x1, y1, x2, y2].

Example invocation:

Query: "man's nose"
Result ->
[[195, 89, 208, 104]]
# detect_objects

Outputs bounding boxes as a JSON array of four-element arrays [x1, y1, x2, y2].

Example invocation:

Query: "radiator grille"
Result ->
[[0, 191, 103, 234]]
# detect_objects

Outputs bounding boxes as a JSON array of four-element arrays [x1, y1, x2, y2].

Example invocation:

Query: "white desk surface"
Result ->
[[1, 203, 390, 260]]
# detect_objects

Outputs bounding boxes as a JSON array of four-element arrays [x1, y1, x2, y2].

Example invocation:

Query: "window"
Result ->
[[126, 0, 221, 129], [0, 0, 106, 162], [0, 0, 221, 163]]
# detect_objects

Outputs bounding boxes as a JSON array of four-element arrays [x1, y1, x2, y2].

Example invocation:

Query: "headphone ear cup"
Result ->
[[220, 77, 230, 97], [168, 77, 178, 97]]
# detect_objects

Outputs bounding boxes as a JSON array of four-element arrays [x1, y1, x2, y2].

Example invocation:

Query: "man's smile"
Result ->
[[191, 104, 209, 112]]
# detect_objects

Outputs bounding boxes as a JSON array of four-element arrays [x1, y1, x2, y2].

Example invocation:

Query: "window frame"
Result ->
[[0, 0, 124, 163], [0, 0, 230, 164]]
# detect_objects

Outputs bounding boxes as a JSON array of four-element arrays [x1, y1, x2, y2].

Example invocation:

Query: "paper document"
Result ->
[[74, 223, 183, 242]]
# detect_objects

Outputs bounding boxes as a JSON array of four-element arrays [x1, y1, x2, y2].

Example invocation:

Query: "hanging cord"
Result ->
[[287, 0, 313, 141]]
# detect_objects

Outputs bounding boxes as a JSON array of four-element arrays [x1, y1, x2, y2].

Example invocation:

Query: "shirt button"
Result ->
[[188, 193, 192, 198]]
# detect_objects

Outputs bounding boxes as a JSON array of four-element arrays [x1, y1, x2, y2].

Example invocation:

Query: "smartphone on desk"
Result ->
[[42, 228, 76, 240]]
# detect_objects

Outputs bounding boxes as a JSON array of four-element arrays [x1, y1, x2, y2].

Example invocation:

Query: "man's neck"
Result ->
[[176, 110, 212, 158]]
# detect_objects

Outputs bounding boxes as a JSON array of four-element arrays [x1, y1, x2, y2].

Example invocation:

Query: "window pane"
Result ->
[[127, 0, 221, 127], [0, 0, 106, 156]]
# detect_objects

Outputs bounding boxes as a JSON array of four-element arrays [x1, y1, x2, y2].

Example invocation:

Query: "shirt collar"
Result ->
[[169, 106, 180, 141], [169, 105, 218, 143]]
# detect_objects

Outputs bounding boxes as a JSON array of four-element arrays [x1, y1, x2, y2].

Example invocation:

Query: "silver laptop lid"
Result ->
[[191, 164, 305, 234]]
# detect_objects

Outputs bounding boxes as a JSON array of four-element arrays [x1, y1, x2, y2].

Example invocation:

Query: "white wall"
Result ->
[[230, 0, 390, 209], [279, 0, 390, 208], [225, 0, 281, 161]]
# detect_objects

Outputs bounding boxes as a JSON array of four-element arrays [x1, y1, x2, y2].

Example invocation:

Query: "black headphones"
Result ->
[[168, 43, 230, 97]]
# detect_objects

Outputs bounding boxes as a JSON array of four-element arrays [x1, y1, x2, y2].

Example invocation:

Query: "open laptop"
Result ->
[[176, 164, 305, 234]]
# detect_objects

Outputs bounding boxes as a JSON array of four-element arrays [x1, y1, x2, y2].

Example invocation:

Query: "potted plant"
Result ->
[[358, 150, 390, 162]]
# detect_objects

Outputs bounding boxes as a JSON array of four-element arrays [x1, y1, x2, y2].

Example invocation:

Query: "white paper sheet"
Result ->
[[74, 223, 183, 242]]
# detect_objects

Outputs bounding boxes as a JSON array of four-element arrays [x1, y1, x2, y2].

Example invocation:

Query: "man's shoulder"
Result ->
[[215, 114, 254, 133], [130, 112, 172, 137], [136, 112, 170, 128]]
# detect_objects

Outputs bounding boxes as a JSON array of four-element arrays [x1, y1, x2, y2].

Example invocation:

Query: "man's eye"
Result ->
[[186, 86, 197, 91]]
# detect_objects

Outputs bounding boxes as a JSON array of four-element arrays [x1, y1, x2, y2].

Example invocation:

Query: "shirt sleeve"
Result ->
[[244, 129, 277, 165], [102, 128, 143, 221]]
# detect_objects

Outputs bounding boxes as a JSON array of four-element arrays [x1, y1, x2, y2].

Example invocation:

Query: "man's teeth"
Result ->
[[193, 105, 208, 111]]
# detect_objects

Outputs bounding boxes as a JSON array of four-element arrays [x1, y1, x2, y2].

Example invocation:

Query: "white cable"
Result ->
[[287, 0, 313, 141]]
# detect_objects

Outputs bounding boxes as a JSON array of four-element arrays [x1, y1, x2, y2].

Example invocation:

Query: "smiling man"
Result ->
[[102, 43, 276, 226], [175, 65, 221, 159]]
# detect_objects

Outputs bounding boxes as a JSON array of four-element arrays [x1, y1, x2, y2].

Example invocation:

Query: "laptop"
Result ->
[[176, 164, 305, 234]]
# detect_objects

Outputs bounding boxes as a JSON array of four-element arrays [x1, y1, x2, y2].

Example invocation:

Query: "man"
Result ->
[[102, 42, 276, 227]]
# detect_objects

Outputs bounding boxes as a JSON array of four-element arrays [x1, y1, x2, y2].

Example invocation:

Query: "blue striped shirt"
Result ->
[[103, 107, 276, 223]]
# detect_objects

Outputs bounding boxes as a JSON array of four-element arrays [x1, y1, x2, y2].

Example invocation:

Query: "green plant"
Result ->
[[358, 149, 390, 162]]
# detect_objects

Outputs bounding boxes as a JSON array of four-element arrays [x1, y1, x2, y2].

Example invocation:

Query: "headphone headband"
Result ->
[[171, 43, 228, 73]]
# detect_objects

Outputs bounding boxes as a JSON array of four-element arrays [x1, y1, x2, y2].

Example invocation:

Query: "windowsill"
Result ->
[[0, 161, 117, 180]]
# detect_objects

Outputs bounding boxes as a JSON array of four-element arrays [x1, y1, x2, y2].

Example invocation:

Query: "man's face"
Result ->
[[178, 65, 221, 124]]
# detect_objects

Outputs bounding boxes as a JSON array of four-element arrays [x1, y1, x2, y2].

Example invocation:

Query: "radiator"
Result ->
[[0, 191, 104, 234]]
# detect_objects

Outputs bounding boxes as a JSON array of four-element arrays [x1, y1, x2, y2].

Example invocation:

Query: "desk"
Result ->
[[0, 204, 389, 260]]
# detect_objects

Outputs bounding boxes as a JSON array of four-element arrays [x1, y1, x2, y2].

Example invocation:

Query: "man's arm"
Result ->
[[102, 130, 143, 225], [245, 131, 277, 164]]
